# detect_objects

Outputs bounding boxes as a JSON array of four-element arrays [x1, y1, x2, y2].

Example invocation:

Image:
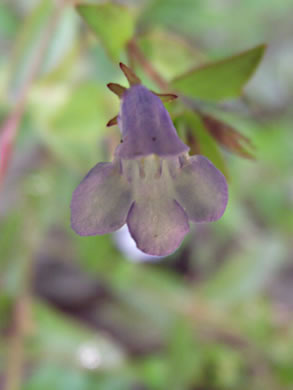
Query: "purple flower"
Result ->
[[71, 68, 228, 256]]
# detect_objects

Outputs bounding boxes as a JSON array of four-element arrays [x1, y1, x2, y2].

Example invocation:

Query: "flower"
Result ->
[[71, 64, 228, 256]]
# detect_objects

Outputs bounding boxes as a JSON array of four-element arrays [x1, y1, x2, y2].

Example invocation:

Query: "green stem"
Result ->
[[0, 0, 67, 194], [3, 1, 67, 388]]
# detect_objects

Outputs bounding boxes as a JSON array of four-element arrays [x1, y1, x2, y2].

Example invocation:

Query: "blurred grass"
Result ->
[[1, 1, 293, 390]]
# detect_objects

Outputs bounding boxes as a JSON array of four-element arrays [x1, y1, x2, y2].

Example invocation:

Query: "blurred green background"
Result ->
[[1, 1, 293, 389]]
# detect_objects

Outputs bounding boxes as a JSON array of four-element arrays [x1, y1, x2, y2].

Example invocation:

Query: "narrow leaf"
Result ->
[[154, 92, 178, 102], [9, 1, 77, 98], [119, 62, 141, 86], [76, 4, 135, 61], [201, 114, 255, 159], [183, 112, 228, 178], [106, 115, 118, 127], [201, 239, 285, 304], [8, 0, 53, 97], [107, 83, 127, 98], [171, 45, 266, 101], [138, 0, 198, 37]]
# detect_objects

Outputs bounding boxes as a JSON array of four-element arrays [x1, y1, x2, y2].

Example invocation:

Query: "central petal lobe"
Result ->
[[127, 199, 189, 256], [125, 156, 190, 256]]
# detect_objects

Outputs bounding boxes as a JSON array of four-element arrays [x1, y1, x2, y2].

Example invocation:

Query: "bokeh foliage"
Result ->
[[1, 1, 293, 389]]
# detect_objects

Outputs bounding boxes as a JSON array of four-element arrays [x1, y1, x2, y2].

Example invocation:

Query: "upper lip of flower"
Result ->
[[115, 84, 189, 160]]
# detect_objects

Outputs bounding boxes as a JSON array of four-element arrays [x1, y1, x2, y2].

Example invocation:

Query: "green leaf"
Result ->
[[201, 238, 285, 304], [183, 111, 228, 177], [138, 357, 168, 389], [8, 0, 53, 96], [171, 45, 266, 101], [166, 320, 201, 389], [0, 3, 18, 39], [23, 365, 90, 390], [8, 1, 77, 98], [76, 3, 135, 61], [200, 113, 255, 159], [139, 0, 199, 36], [32, 83, 113, 169], [137, 30, 205, 80], [0, 213, 22, 269], [31, 302, 124, 369]]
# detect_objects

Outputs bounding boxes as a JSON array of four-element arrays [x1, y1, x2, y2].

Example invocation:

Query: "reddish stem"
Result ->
[[127, 40, 169, 90], [0, 104, 24, 186]]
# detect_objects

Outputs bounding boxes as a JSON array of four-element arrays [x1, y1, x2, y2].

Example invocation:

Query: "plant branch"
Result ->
[[127, 40, 169, 90], [127, 40, 211, 114]]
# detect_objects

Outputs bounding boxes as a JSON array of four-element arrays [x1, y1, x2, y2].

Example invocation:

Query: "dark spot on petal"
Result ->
[[152, 137, 156, 141], [120, 139, 123, 143]]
